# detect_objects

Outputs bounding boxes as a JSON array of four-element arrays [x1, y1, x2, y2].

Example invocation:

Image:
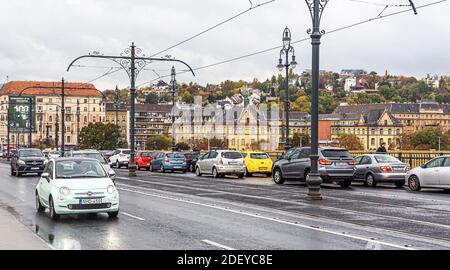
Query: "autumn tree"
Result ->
[[145, 135, 171, 150], [339, 134, 363, 150]]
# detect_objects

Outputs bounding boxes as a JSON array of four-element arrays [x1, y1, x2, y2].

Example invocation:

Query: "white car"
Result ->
[[48, 150, 61, 159], [35, 158, 120, 220], [406, 155, 450, 191], [195, 150, 246, 178], [109, 149, 131, 168]]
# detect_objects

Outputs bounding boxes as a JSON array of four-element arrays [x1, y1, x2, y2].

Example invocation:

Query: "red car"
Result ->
[[134, 151, 155, 170]]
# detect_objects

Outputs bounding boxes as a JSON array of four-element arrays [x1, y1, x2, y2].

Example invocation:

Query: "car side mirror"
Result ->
[[41, 172, 50, 182], [421, 164, 426, 169]]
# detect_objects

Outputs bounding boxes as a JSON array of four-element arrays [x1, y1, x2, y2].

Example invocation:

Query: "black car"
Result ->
[[184, 152, 201, 172], [10, 149, 47, 177]]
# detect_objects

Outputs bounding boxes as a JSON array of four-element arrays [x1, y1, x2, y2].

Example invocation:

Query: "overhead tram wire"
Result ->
[[136, 0, 446, 87], [149, 0, 276, 58]]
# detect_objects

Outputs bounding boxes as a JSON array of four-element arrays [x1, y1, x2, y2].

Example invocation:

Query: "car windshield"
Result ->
[[222, 152, 242, 159], [19, 150, 43, 157], [73, 153, 106, 164], [321, 149, 352, 158], [167, 153, 185, 159], [121, 150, 131, 155], [374, 155, 402, 164], [55, 160, 107, 179], [250, 153, 269, 159], [142, 152, 153, 157]]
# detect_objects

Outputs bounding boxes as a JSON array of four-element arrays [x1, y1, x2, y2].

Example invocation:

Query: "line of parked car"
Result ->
[[106, 146, 450, 192]]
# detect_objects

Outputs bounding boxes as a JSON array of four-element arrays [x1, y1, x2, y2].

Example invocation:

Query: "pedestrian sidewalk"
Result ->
[[0, 206, 50, 250]]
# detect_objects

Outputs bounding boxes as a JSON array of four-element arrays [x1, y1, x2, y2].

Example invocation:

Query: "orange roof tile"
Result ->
[[0, 81, 103, 97]]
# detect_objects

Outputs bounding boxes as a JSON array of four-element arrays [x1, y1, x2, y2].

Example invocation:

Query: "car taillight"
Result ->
[[319, 159, 332, 166], [219, 158, 224, 165], [347, 160, 356, 165], [164, 155, 170, 163], [380, 166, 393, 172], [406, 165, 412, 171]]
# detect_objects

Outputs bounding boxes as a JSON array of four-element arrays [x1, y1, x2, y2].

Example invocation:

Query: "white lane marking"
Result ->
[[202, 240, 235, 250], [121, 212, 145, 221], [118, 187, 416, 250], [116, 180, 450, 231]]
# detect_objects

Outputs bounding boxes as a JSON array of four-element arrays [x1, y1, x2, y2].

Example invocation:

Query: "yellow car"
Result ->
[[243, 151, 273, 177]]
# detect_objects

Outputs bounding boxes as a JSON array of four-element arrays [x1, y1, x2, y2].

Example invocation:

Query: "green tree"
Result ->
[[379, 85, 397, 100], [145, 135, 171, 150], [79, 123, 120, 150], [175, 142, 190, 151], [339, 134, 363, 150], [182, 92, 194, 104], [145, 93, 159, 104], [410, 128, 450, 150]]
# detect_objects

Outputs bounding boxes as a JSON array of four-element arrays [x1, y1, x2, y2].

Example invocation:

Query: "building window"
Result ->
[[388, 129, 392, 135], [371, 128, 375, 135], [380, 129, 384, 135], [37, 98, 43, 103], [49, 116, 52, 122], [241, 139, 245, 145], [232, 139, 235, 146], [371, 138, 375, 146], [67, 136, 71, 143], [396, 129, 401, 135]]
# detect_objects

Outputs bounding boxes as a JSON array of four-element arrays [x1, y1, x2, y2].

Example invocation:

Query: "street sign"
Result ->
[[8, 96, 36, 133]]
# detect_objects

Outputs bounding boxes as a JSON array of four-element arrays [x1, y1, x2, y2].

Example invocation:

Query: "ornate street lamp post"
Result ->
[[170, 66, 177, 151], [114, 86, 120, 149], [67, 43, 195, 177], [304, 0, 329, 200], [277, 27, 297, 151]]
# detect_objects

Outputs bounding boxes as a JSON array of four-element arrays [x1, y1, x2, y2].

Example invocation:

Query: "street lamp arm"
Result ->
[[66, 54, 133, 72], [67, 55, 195, 77], [135, 57, 196, 77], [408, 0, 418, 15]]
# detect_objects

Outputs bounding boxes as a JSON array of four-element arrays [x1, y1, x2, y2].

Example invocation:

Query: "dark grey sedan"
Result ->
[[353, 154, 411, 188]]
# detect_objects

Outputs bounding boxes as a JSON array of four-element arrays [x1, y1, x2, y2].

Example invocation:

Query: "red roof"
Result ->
[[0, 81, 103, 97]]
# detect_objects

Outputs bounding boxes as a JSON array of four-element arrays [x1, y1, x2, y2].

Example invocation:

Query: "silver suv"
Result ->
[[195, 150, 246, 178], [272, 147, 355, 188]]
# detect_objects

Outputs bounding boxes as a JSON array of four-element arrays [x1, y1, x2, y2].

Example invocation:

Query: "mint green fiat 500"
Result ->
[[35, 158, 119, 220]]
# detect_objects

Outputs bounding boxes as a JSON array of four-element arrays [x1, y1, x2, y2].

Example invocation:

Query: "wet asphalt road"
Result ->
[[1, 161, 450, 250]]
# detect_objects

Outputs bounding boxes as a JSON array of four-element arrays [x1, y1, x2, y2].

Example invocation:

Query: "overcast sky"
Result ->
[[0, 0, 449, 90]]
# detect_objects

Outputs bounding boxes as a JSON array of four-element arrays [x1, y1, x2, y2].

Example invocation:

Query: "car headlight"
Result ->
[[44, 159, 49, 165], [107, 185, 116, 194], [59, 187, 70, 195], [18, 160, 26, 165]]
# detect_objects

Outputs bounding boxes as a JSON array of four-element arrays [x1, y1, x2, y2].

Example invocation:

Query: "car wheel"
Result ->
[[212, 167, 219, 178], [273, 168, 284, 184], [365, 174, 376, 187], [16, 168, 21, 177], [160, 165, 165, 173], [108, 211, 119, 219], [189, 164, 194, 172], [146, 166, 150, 171], [395, 181, 404, 188], [237, 173, 244, 179], [182, 170, 187, 174], [196, 166, 202, 176], [266, 173, 272, 178], [408, 175, 421, 191], [36, 192, 45, 213], [150, 163, 154, 172], [245, 168, 252, 177], [49, 197, 60, 220], [116, 161, 120, 169], [303, 169, 310, 183], [338, 179, 352, 188], [10, 166, 15, 176]]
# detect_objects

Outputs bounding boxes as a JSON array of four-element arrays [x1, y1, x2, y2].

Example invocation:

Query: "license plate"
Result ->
[[80, 198, 102, 205], [229, 162, 237, 165], [174, 166, 181, 169], [335, 163, 347, 166], [31, 167, 40, 170], [259, 167, 268, 170]]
